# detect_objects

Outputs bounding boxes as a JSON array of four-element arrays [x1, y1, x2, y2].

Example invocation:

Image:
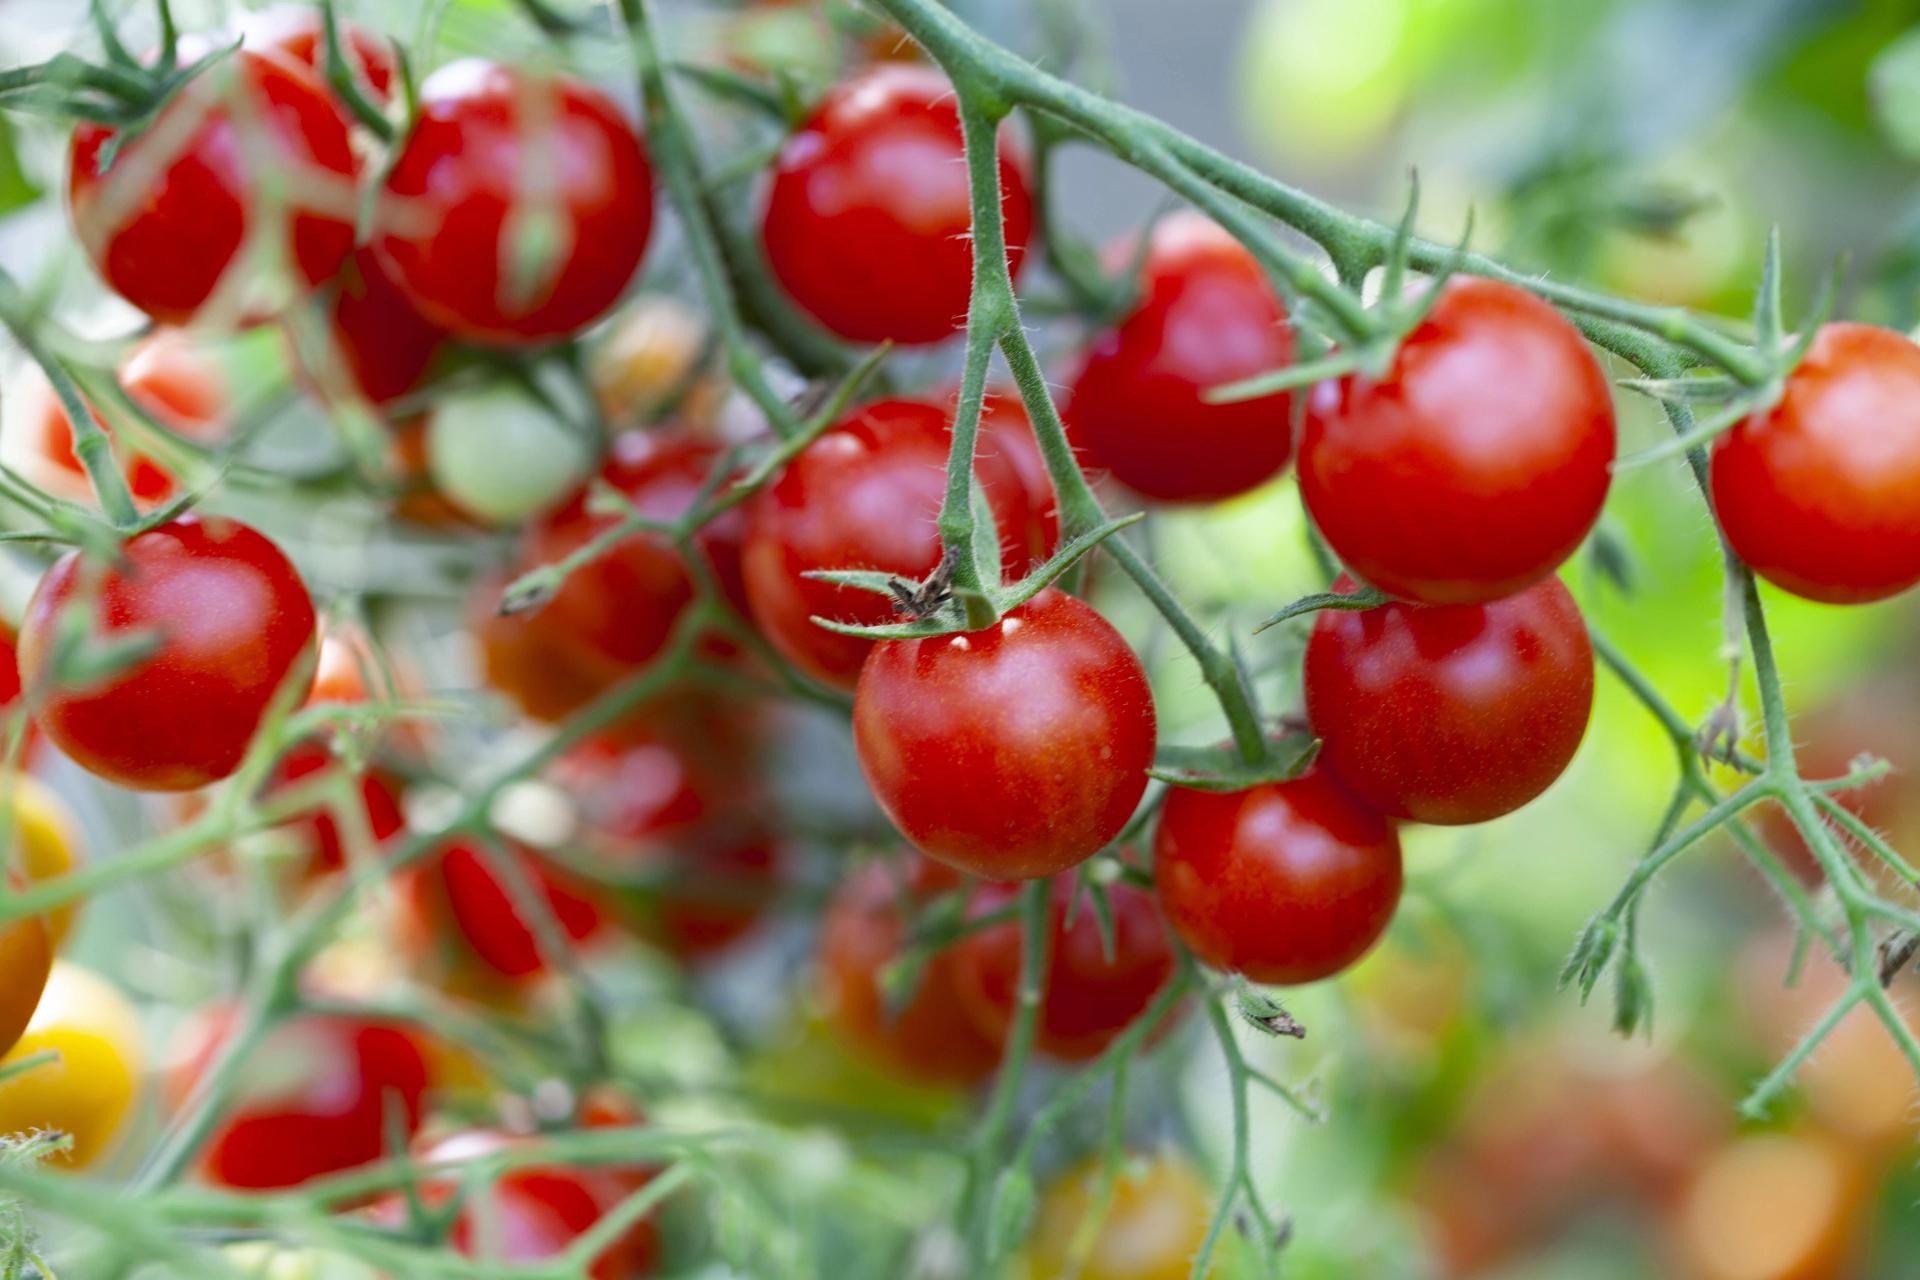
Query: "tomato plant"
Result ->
[[761, 64, 1034, 344], [1710, 322, 1920, 605], [239, 6, 398, 105], [742, 398, 1045, 687], [68, 49, 358, 325], [854, 590, 1156, 880], [0, 962, 143, 1170], [374, 61, 655, 345], [400, 838, 605, 985], [293, 247, 446, 411], [1066, 212, 1296, 502], [1155, 767, 1403, 984], [1299, 277, 1617, 604], [19, 514, 317, 792], [951, 872, 1180, 1061], [1304, 574, 1595, 825]]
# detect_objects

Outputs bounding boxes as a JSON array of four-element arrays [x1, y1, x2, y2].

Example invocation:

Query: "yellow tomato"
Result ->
[[1020, 1153, 1216, 1280], [5, 776, 84, 948], [0, 961, 143, 1170]]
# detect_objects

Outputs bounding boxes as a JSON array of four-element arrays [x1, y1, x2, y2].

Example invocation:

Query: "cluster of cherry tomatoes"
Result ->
[[4, 1, 1920, 1275]]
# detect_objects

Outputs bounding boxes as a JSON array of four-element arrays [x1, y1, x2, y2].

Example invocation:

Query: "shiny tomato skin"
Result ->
[[178, 1009, 430, 1189], [295, 247, 446, 410], [20, 515, 318, 792], [375, 60, 653, 345], [527, 431, 746, 679], [22, 330, 228, 509], [951, 874, 1179, 1062], [1067, 212, 1295, 503], [853, 589, 1156, 881], [1299, 277, 1616, 604], [1304, 574, 1594, 825], [68, 50, 357, 326], [1154, 766, 1402, 984], [409, 839, 604, 983], [818, 859, 1004, 1087], [761, 64, 1033, 345], [1710, 322, 1920, 605], [238, 5, 397, 104], [742, 398, 1042, 688]]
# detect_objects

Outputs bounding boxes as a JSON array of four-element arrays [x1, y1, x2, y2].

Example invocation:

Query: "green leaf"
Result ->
[[0, 116, 37, 218], [1252, 584, 1387, 635], [1148, 733, 1319, 791]]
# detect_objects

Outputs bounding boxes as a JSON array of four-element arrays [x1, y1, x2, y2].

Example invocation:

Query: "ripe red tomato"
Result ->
[[1066, 212, 1296, 503], [951, 873, 1180, 1061], [379, 1129, 658, 1279], [17, 330, 228, 509], [741, 398, 1045, 688], [375, 61, 654, 345], [525, 431, 746, 680], [1299, 277, 1616, 605], [853, 589, 1156, 880], [562, 734, 781, 959], [761, 64, 1033, 345], [20, 514, 318, 792], [817, 859, 1004, 1087], [402, 838, 604, 983], [238, 6, 397, 104], [1711, 323, 1920, 605], [265, 739, 406, 879], [1154, 766, 1402, 984], [1304, 574, 1594, 825], [173, 1007, 429, 1189], [292, 248, 446, 410], [68, 49, 358, 325]]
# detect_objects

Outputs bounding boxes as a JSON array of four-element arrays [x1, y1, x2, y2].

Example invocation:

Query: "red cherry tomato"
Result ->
[[238, 5, 397, 104], [20, 514, 318, 792], [1304, 574, 1594, 825], [1066, 212, 1295, 503], [1299, 277, 1616, 605], [525, 431, 746, 680], [19, 330, 228, 509], [951, 873, 1180, 1061], [1154, 766, 1402, 984], [292, 248, 447, 410], [265, 739, 406, 879], [562, 734, 781, 959], [379, 1129, 658, 1279], [853, 589, 1156, 880], [967, 389, 1062, 555], [375, 61, 654, 345], [741, 398, 1044, 688], [68, 50, 358, 325], [817, 859, 1004, 1087], [403, 838, 604, 983], [174, 1007, 429, 1189], [761, 64, 1033, 345], [1711, 322, 1920, 605]]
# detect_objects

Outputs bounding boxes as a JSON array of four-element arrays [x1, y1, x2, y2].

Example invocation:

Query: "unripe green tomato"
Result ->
[[220, 1244, 379, 1280], [425, 385, 592, 526]]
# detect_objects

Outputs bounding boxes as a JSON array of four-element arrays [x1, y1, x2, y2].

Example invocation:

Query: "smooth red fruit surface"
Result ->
[[295, 248, 446, 409], [1304, 575, 1594, 825], [527, 431, 745, 679], [1299, 277, 1615, 604], [742, 398, 1044, 688], [375, 60, 653, 345], [266, 739, 406, 879], [22, 330, 228, 508], [381, 1130, 657, 1279], [818, 859, 1004, 1087], [1154, 767, 1402, 984], [952, 874, 1179, 1061], [1710, 322, 1920, 605], [20, 515, 317, 792], [853, 590, 1156, 880], [239, 5, 397, 104], [761, 64, 1032, 344], [176, 1008, 429, 1189], [406, 839, 604, 982], [68, 50, 357, 325], [1066, 212, 1295, 503]]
